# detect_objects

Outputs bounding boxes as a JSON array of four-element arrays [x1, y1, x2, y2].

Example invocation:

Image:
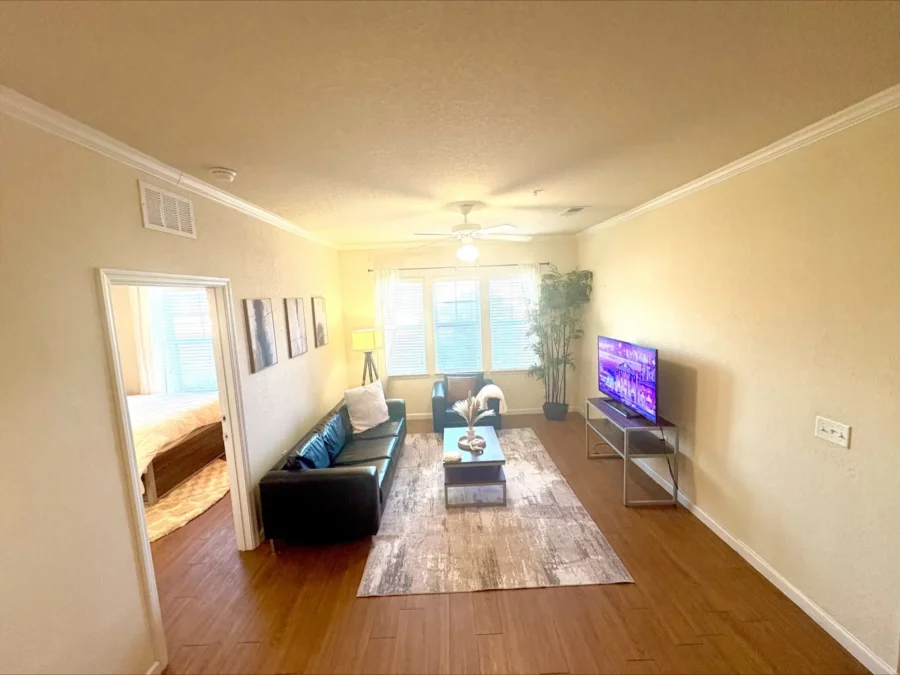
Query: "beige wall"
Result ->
[[577, 108, 900, 668], [110, 285, 141, 395], [0, 116, 347, 674], [339, 237, 579, 416]]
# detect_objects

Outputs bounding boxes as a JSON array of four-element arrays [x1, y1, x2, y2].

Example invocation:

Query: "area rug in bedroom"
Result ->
[[357, 428, 632, 597], [145, 459, 229, 542]]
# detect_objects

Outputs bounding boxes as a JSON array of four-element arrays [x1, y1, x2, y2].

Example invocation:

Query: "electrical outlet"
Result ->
[[815, 416, 851, 448]]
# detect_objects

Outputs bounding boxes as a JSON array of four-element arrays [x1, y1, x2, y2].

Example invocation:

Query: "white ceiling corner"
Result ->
[[580, 84, 900, 236], [0, 85, 334, 248]]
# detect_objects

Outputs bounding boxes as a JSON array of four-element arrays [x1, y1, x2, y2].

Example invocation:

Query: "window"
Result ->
[[384, 280, 427, 376], [489, 276, 536, 370], [147, 287, 218, 393], [433, 279, 482, 373]]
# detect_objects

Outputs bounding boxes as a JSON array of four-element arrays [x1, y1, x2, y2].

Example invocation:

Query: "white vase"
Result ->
[[466, 427, 476, 442]]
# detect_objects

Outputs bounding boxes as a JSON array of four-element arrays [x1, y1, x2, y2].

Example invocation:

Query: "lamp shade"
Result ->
[[350, 328, 380, 352]]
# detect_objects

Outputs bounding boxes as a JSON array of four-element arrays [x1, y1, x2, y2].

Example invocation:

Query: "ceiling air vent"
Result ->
[[559, 206, 588, 216], [138, 180, 196, 239]]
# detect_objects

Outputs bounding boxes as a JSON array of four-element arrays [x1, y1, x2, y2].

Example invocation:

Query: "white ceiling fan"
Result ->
[[411, 202, 533, 262]]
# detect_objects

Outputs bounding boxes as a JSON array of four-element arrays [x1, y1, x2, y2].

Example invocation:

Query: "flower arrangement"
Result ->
[[452, 391, 496, 451]]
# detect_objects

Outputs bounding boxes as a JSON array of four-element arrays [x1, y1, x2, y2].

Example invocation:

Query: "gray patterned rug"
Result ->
[[357, 428, 632, 597]]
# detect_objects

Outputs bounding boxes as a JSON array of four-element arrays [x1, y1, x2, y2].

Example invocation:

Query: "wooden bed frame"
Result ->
[[142, 423, 226, 505]]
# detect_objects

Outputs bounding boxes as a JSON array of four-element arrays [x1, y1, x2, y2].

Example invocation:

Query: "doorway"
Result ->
[[99, 269, 257, 672]]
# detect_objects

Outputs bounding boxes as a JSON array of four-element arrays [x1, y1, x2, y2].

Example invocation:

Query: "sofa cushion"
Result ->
[[333, 437, 396, 466], [283, 433, 330, 471], [319, 413, 347, 461], [338, 404, 353, 436], [446, 375, 478, 404], [344, 380, 390, 433], [351, 458, 391, 490], [353, 417, 405, 441]]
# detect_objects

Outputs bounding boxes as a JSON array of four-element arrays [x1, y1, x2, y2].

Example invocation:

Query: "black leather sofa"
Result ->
[[259, 399, 406, 545], [431, 372, 502, 434]]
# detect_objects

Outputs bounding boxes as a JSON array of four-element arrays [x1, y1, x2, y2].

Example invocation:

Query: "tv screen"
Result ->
[[597, 336, 658, 422]]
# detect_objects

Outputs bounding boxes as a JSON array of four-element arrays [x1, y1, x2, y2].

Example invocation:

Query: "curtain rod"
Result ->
[[367, 261, 552, 273]]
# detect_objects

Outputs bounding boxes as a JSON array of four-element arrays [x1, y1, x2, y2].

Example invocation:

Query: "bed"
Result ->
[[128, 393, 226, 505]]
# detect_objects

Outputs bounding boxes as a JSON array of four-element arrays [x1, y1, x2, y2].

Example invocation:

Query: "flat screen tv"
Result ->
[[597, 336, 658, 422]]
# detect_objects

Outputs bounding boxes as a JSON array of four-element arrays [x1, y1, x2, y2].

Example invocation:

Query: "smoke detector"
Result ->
[[209, 167, 237, 183]]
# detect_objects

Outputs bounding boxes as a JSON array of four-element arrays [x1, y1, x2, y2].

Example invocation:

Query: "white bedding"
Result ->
[[128, 393, 221, 476]]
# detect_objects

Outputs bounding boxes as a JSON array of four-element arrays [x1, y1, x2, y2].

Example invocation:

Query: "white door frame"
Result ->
[[98, 268, 259, 673]]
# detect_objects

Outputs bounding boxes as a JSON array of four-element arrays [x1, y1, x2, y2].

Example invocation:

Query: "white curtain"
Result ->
[[517, 263, 540, 301], [130, 286, 163, 394], [373, 269, 399, 387]]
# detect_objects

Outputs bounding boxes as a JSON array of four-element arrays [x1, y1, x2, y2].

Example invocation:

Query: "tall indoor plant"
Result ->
[[527, 266, 593, 420]]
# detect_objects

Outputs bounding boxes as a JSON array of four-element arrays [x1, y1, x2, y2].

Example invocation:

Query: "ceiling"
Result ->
[[1, 1, 899, 247]]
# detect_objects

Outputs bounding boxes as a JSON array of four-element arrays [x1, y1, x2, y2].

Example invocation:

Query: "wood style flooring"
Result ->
[[152, 414, 866, 674]]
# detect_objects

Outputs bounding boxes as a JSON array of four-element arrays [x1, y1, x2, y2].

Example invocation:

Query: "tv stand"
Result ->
[[584, 397, 679, 507], [604, 399, 644, 419]]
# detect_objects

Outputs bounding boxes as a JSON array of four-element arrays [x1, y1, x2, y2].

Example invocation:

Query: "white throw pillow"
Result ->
[[344, 380, 390, 433]]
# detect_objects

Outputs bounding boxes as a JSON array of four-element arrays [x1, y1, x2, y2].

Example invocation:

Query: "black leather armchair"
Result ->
[[431, 372, 502, 434]]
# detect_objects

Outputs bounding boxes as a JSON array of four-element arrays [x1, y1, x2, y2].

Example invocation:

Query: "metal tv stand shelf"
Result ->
[[584, 397, 679, 507]]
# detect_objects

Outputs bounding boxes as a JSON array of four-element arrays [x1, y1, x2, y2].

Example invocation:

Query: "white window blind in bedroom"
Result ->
[[489, 275, 537, 370], [433, 279, 482, 373], [384, 279, 427, 376], [148, 287, 218, 393]]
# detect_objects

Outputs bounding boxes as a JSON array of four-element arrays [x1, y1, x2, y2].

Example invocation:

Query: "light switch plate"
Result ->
[[815, 416, 851, 448]]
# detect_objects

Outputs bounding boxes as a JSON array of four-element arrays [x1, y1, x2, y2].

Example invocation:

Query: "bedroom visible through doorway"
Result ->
[[110, 284, 229, 542]]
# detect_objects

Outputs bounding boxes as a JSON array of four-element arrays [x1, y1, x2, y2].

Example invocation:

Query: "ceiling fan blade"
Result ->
[[405, 236, 455, 251], [478, 223, 518, 234], [477, 233, 533, 242], [413, 233, 453, 237]]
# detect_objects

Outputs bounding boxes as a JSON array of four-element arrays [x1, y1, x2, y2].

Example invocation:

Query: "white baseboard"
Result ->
[[145, 660, 162, 675], [633, 459, 896, 675]]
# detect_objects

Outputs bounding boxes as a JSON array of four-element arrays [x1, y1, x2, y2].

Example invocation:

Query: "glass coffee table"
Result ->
[[442, 426, 507, 508]]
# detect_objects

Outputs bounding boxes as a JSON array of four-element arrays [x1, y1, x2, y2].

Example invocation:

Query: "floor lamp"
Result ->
[[350, 328, 381, 386]]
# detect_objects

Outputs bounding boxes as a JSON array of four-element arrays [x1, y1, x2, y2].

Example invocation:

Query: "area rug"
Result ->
[[145, 459, 229, 542], [357, 428, 632, 597]]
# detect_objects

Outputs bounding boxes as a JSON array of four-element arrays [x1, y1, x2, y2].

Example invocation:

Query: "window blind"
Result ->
[[433, 279, 482, 373], [384, 280, 427, 376], [148, 287, 218, 393], [489, 276, 536, 370]]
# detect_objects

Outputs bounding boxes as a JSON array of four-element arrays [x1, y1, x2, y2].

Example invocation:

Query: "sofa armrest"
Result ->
[[386, 398, 406, 421], [432, 380, 447, 403], [432, 381, 447, 412], [432, 381, 447, 433], [259, 466, 381, 543], [478, 379, 502, 423]]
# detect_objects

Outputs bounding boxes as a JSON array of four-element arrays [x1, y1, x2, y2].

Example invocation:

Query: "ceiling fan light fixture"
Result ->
[[456, 238, 479, 262]]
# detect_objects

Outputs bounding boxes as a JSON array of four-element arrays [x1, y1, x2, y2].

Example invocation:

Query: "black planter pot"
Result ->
[[542, 402, 569, 421]]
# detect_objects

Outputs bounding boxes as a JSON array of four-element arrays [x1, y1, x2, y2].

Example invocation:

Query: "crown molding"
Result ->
[[580, 84, 900, 236], [0, 85, 334, 248]]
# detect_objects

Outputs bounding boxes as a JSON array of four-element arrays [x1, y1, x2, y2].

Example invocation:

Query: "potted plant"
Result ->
[[527, 266, 593, 421]]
